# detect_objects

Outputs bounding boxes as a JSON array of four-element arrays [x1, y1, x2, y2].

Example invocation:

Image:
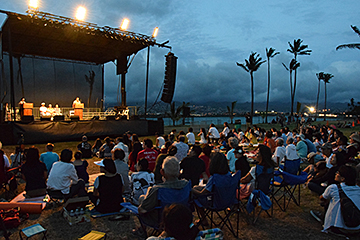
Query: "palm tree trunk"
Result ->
[[250, 72, 254, 125], [265, 59, 270, 124], [315, 80, 320, 121], [291, 69, 297, 117], [289, 70, 293, 120], [324, 83, 327, 121]]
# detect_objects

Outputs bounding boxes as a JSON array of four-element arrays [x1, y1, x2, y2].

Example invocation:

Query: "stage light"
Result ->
[[75, 6, 86, 21], [309, 107, 315, 113], [29, 0, 39, 9], [152, 27, 159, 38], [120, 18, 129, 31]]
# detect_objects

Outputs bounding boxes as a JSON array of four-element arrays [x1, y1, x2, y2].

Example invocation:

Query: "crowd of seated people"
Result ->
[[1, 119, 360, 239]]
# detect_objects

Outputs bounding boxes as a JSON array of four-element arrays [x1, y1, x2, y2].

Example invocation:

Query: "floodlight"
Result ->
[[120, 18, 129, 31], [152, 27, 159, 38], [75, 6, 86, 21], [29, 0, 39, 9], [309, 107, 315, 113]]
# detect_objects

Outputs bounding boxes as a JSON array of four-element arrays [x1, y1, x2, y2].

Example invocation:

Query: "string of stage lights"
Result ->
[[25, 0, 162, 47]]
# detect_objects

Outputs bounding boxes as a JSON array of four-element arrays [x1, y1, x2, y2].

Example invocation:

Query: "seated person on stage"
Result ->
[[90, 158, 124, 213], [180, 145, 208, 187], [39, 102, 47, 116], [131, 158, 155, 205], [77, 135, 92, 158], [21, 147, 47, 198], [54, 104, 62, 115], [40, 143, 59, 173], [47, 149, 87, 199], [73, 152, 89, 184], [147, 203, 199, 240], [113, 149, 131, 199], [137, 156, 189, 227], [312, 165, 360, 236], [192, 152, 234, 225], [46, 103, 54, 116]]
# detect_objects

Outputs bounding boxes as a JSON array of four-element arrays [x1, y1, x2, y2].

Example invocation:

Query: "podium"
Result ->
[[73, 103, 84, 120], [23, 103, 33, 116]]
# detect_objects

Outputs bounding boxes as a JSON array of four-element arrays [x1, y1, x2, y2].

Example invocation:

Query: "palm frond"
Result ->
[[236, 62, 249, 72], [282, 63, 289, 71], [336, 44, 360, 50], [351, 25, 360, 37]]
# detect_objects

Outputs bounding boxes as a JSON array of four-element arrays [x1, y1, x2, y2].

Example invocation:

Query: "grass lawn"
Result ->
[[0, 122, 359, 239]]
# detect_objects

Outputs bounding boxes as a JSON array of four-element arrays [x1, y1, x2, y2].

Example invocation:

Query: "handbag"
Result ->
[[336, 183, 360, 228]]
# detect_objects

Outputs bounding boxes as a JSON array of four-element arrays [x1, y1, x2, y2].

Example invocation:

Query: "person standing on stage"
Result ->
[[72, 97, 81, 108], [18, 97, 26, 119]]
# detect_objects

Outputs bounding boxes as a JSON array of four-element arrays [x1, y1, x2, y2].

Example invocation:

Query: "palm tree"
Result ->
[[236, 52, 266, 125], [287, 39, 311, 117], [323, 73, 334, 120], [315, 72, 325, 120], [265, 47, 280, 123], [282, 59, 300, 119], [227, 101, 237, 124], [166, 102, 184, 126], [336, 25, 360, 50]]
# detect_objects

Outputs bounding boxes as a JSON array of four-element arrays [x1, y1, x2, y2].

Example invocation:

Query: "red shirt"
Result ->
[[136, 148, 159, 172]]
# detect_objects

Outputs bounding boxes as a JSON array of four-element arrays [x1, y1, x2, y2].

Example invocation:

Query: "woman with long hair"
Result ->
[[21, 147, 48, 197], [128, 141, 143, 172], [198, 128, 207, 144]]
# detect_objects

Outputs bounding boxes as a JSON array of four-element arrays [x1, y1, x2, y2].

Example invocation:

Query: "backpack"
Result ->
[[0, 207, 28, 229], [337, 184, 360, 228]]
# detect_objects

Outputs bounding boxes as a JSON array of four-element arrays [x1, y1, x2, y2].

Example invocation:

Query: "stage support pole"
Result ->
[[7, 24, 16, 121], [101, 64, 104, 111], [121, 72, 126, 107], [144, 46, 150, 119]]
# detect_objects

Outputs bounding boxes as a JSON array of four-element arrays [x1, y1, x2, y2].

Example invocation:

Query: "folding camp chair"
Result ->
[[0, 167, 20, 199], [237, 165, 274, 225], [272, 160, 307, 212], [195, 171, 241, 238], [121, 181, 192, 237]]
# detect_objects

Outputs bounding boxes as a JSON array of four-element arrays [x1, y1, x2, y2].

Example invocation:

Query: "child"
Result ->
[[73, 152, 89, 183], [130, 159, 155, 205]]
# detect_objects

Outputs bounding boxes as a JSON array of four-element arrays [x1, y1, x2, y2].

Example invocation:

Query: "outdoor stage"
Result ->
[[0, 118, 164, 145]]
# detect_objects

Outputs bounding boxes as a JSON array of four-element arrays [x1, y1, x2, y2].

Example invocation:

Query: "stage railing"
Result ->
[[6, 106, 138, 121]]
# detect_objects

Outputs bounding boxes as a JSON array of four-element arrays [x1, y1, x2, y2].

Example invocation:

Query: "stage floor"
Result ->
[[0, 119, 163, 145]]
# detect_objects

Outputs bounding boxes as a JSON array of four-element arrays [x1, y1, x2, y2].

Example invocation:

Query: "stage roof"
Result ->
[[0, 10, 155, 64]]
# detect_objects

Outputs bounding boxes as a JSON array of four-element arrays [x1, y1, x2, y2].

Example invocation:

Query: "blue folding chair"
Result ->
[[272, 163, 308, 211], [195, 171, 241, 238], [121, 181, 192, 237]]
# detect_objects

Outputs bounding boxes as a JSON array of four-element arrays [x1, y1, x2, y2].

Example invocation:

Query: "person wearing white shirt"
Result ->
[[112, 137, 129, 163], [208, 124, 220, 143], [222, 122, 230, 138], [318, 165, 360, 235], [186, 128, 196, 145], [47, 149, 86, 199], [155, 132, 166, 149], [285, 137, 298, 161], [272, 138, 286, 166], [320, 142, 333, 168]]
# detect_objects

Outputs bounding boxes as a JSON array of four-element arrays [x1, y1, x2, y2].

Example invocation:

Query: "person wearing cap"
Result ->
[[39, 102, 47, 116], [77, 135, 92, 158], [40, 143, 59, 173], [90, 158, 124, 213], [347, 133, 360, 161], [47, 149, 86, 199], [137, 156, 188, 226], [295, 134, 308, 159], [321, 142, 333, 169]]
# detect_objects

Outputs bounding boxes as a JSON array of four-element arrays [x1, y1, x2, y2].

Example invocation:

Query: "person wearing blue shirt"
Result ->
[[40, 143, 59, 173]]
